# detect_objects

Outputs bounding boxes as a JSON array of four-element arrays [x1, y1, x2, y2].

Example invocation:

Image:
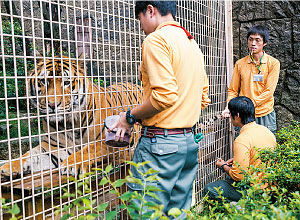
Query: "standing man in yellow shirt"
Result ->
[[109, 1, 210, 218], [222, 25, 280, 133], [205, 96, 276, 202]]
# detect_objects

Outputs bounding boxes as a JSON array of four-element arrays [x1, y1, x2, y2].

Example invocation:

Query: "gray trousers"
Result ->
[[127, 130, 199, 219], [204, 177, 243, 202]]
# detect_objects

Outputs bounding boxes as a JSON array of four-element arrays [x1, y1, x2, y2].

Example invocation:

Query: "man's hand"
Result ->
[[108, 112, 133, 142], [221, 107, 230, 118], [216, 158, 226, 169], [226, 158, 233, 166]]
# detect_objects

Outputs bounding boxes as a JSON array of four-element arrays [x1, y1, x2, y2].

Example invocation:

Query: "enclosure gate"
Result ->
[[0, 0, 233, 219]]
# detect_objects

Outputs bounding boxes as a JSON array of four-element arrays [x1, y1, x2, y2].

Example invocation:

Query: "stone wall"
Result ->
[[232, 1, 300, 130]]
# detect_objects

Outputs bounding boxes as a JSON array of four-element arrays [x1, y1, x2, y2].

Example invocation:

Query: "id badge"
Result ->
[[253, 74, 264, 82]]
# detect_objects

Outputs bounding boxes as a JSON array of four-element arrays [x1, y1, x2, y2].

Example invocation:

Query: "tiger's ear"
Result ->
[[35, 50, 43, 57], [34, 50, 44, 64]]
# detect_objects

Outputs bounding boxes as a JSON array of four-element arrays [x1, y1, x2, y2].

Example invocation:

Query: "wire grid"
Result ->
[[176, 0, 231, 206], [0, 0, 231, 219]]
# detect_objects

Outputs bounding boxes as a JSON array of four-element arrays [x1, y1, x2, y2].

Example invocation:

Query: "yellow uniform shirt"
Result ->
[[140, 21, 210, 128], [229, 122, 276, 181], [227, 53, 280, 117]]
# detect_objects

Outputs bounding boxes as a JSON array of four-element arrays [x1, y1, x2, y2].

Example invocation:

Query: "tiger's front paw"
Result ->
[[0, 161, 22, 180], [60, 159, 77, 176], [60, 159, 91, 177]]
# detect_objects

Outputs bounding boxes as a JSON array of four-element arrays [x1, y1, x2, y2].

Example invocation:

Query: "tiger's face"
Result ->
[[29, 56, 87, 122]]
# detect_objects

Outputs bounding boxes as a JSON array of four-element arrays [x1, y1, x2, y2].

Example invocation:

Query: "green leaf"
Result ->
[[140, 161, 151, 166], [110, 190, 118, 194], [144, 200, 160, 208], [85, 214, 97, 220], [99, 177, 109, 186], [11, 204, 20, 215], [54, 209, 60, 216], [125, 160, 139, 167], [128, 202, 141, 211], [97, 203, 108, 212], [120, 204, 127, 209], [82, 198, 92, 209], [159, 216, 169, 220], [62, 204, 73, 212], [105, 164, 113, 173], [120, 191, 134, 201], [168, 208, 181, 218], [77, 182, 84, 188], [144, 168, 159, 175], [125, 176, 143, 185], [114, 179, 125, 188], [145, 192, 160, 201], [61, 214, 71, 220], [146, 185, 164, 192], [106, 210, 117, 220], [146, 175, 158, 182]]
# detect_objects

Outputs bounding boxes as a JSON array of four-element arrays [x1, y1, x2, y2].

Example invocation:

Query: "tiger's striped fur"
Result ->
[[0, 56, 142, 179]]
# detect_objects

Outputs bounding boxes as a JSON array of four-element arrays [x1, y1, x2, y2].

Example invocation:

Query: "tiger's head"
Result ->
[[29, 55, 88, 122]]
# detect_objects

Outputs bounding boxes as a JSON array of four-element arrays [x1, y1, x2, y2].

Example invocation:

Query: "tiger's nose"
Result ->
[[48, 102, 55, 110]]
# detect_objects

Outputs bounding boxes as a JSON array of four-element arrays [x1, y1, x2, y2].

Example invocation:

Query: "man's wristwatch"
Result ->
[[126, 108, 136, 125], [220, 164, 227, 173]]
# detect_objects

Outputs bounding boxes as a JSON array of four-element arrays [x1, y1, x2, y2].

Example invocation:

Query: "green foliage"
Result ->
[[1, 198, 22, 220], [0, 111, 40, 140], [195, 122, 300, 219], [55, 162, 193, 220], [0, 18, 34, 118], [260, 121, 300, 193]]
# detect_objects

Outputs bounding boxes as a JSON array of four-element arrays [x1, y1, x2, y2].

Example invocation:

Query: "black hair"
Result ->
[[228, 96, 255, 125], [247, 25, 269, 43], [134, 1, 177, 19]]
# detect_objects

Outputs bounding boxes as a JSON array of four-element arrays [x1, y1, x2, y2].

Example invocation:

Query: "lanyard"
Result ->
[[160, 24, 194, 40], [250, 53, 264, 74]]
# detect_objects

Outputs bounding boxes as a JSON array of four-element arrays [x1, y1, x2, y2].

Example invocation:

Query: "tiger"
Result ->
[[0, 54, 142, 179]]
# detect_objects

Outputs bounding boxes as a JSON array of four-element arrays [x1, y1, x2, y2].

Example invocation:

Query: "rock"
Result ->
[[232, 21, 240, 63], [235, 1, 265, 22], [281, 71, 300, 114], [274, 69, 286, 105], [274, 105, 295, 130], [264, 1, 295, 19]]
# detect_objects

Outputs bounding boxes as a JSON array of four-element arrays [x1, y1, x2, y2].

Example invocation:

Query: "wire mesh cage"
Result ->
[[0, 0, 232, 219]]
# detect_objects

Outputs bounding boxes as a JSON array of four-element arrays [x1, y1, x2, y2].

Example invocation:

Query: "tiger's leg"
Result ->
[[0, 142, 56, 180], [60, 142, 131, 176]]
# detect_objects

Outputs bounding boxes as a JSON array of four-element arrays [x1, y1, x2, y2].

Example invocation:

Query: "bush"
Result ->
[[260, 121, 300, 193], [0, 18, 34, 118], [55, 161, 193, 220], [196, 121, 300, 219]]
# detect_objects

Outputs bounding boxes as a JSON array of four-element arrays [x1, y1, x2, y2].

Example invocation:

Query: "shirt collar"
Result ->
[[156, 21, 181, 31], [240, 121, 256, 134], [247, 51, 267, 64]]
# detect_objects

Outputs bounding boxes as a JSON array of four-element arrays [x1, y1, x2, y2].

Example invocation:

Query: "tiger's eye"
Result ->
[[40, 78, 45, 85], [64, 80, 71, 87]]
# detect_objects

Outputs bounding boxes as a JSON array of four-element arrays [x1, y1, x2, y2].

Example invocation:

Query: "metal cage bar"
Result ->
[[0, 0, 232, 219]]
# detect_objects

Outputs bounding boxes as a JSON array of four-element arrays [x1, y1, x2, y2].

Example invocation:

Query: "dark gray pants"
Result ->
[[204, 177, 242, 202], [127, 131, 199, 219]]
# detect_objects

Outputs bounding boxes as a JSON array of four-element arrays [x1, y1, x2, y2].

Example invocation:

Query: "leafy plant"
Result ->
[[0, 18, 34, 118], [55, 161, 193, 220], [1, 198, 22, 220], [195, 121, 300, 219]]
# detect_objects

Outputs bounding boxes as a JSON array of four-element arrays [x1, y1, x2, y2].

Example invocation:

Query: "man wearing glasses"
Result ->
[[222, 25, 280, 134]]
